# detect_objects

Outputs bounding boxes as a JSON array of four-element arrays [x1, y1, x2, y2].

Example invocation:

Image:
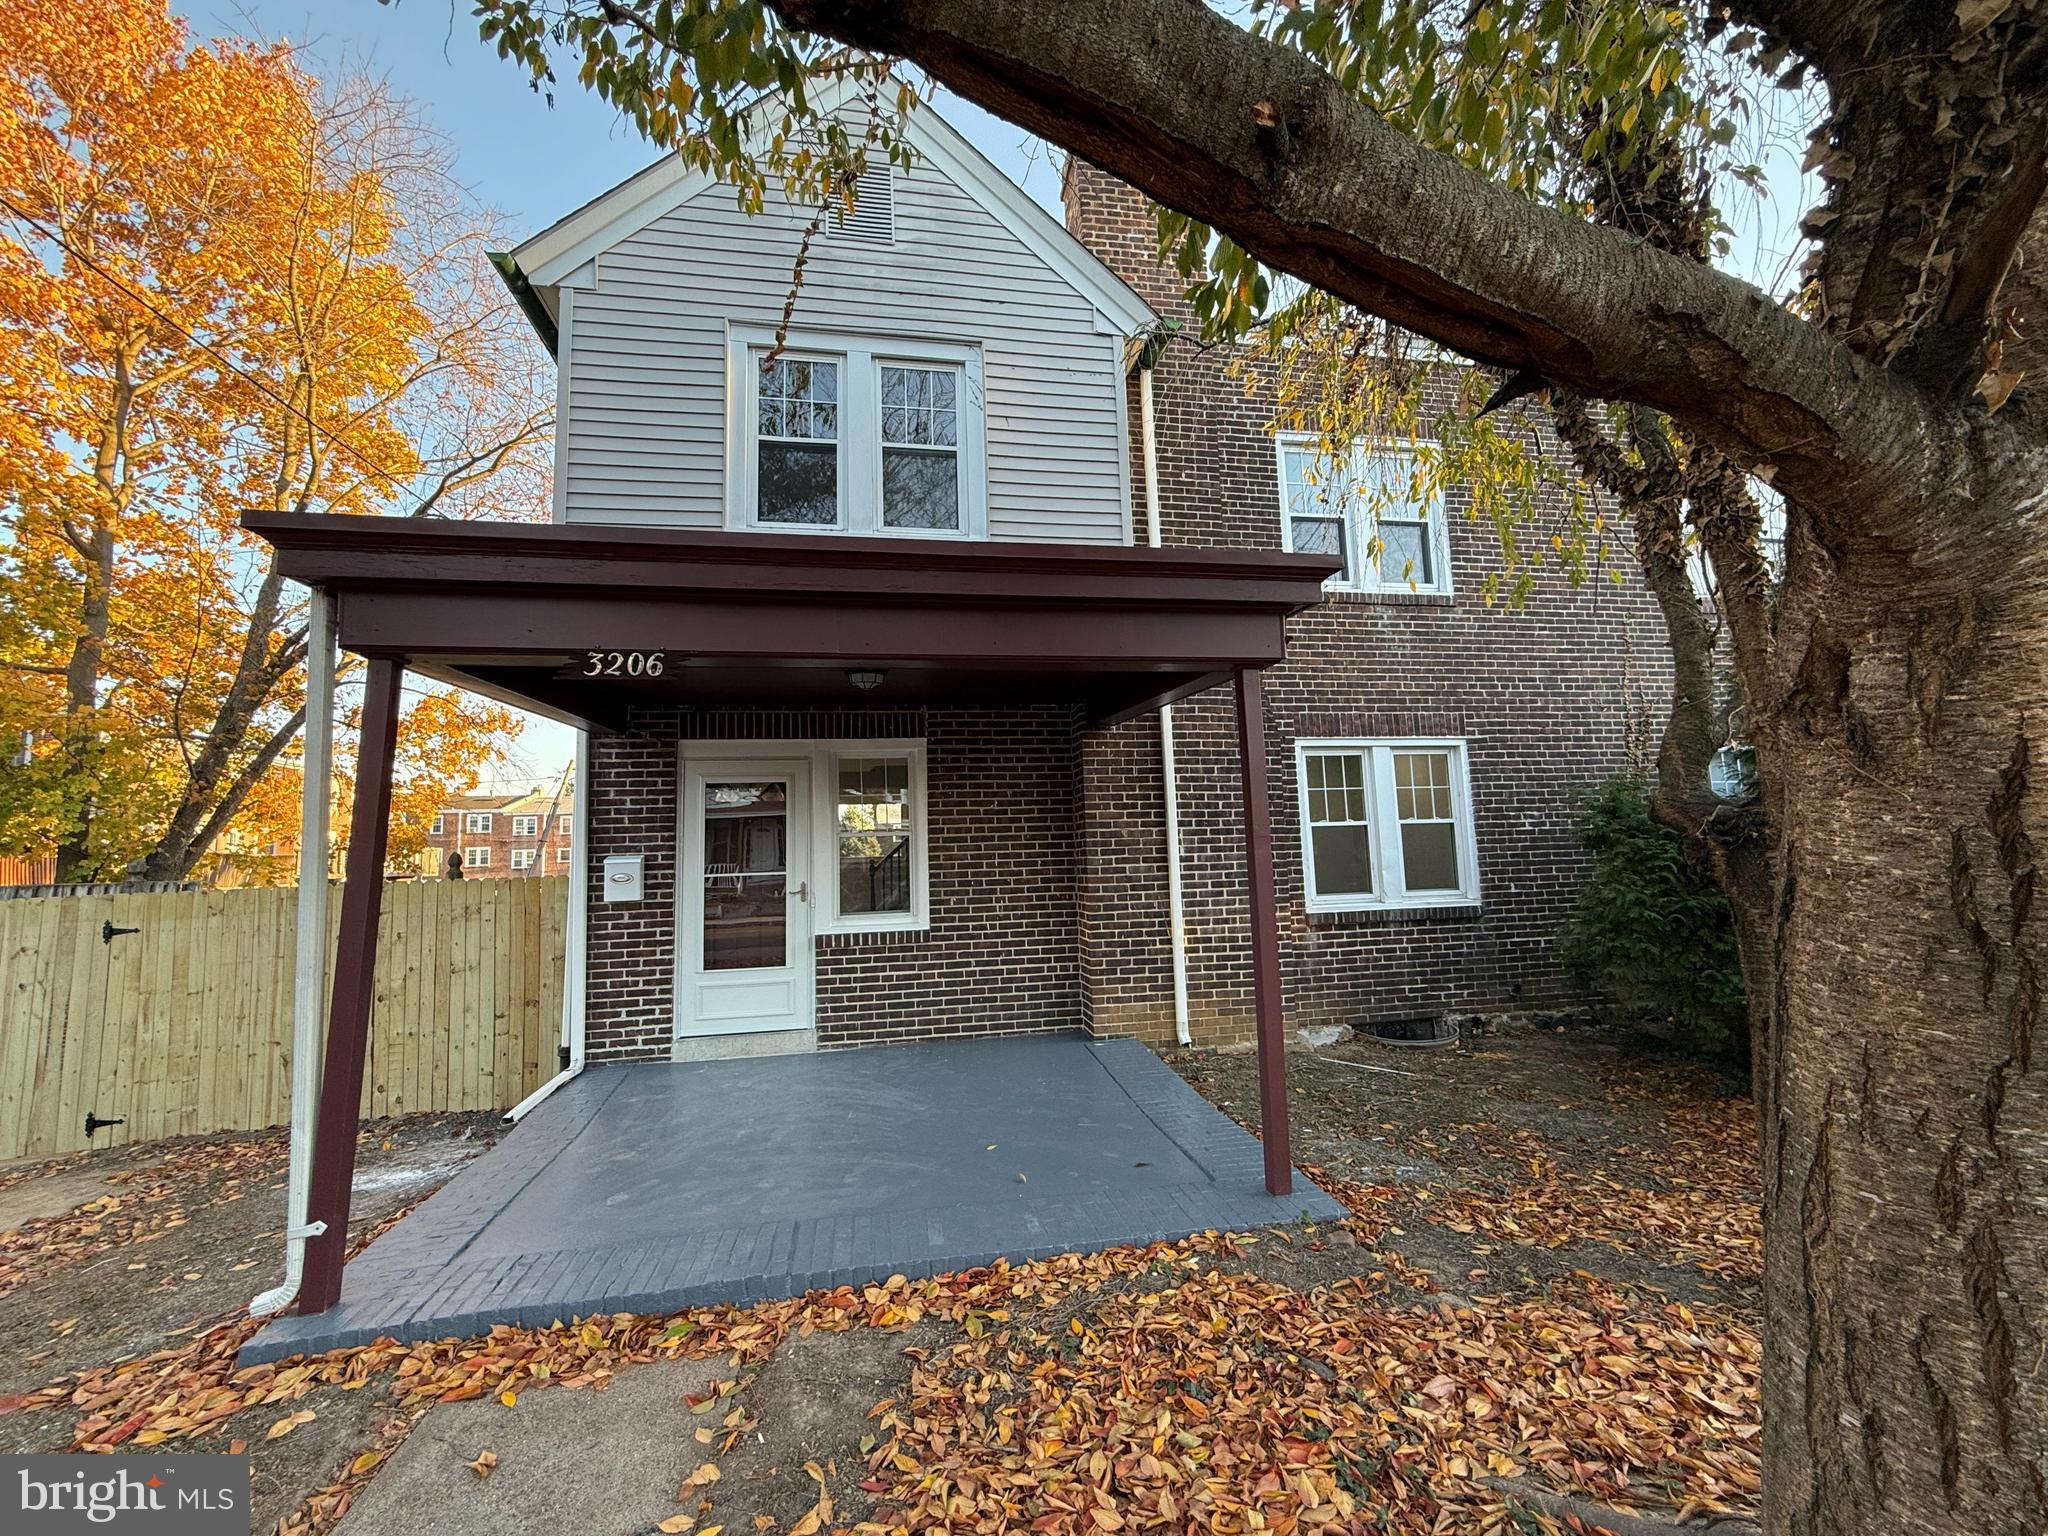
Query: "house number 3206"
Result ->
[[582, 650, 665, 677]]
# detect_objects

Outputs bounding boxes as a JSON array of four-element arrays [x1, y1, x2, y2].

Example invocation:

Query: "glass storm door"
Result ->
[[679, 759, 814, 1037]]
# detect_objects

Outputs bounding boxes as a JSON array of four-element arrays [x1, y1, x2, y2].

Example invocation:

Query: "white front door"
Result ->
[[678, 757, 814, 1036]]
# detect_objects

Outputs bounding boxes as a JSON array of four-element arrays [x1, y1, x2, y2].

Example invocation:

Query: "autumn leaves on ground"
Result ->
[[0, 1026, 1761, 1536]]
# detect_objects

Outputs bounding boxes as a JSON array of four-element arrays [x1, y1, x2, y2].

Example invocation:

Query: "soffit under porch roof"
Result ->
[[244, 513, 1339, 732]]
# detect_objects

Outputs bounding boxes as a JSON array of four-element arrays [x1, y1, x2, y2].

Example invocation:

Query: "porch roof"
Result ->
[[244, 513, 1338, 730]]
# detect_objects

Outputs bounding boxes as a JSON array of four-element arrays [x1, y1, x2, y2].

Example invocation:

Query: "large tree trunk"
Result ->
[[1759, 483, 2048, 1534]]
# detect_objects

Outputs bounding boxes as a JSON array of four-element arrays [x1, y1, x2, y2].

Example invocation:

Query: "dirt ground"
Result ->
[[0, 1114, 505, 1530], [0, 1026, 1761, 1536], [1170, 1018, 1761, 1316]]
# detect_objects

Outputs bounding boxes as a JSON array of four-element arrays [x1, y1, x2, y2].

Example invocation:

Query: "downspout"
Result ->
[[251, 588, 333, 1317], [505, 727, 589, 1121], [1139, 348, 1193, 1048]]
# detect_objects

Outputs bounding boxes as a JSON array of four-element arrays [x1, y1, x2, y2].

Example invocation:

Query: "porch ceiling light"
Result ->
[[848, 669, 888, 692]]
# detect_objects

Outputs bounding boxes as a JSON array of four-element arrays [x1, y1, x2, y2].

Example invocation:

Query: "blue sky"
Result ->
[[176, 0, 1068, 228], [175, 1, 1813, 794], [173, 0, 1070, 792]]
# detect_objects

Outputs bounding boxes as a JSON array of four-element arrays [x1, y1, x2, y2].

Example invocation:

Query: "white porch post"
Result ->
[[251, 586, 334, 1316]]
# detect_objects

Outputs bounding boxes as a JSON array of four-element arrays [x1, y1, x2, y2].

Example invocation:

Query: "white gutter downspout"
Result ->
[[1140, 362, 1193, 1048], [251, 588, 334, 1317], [505, 727, 589, 1121]]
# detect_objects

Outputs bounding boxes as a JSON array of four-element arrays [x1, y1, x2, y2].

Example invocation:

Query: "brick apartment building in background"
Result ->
[[418, 784, 575, 879]]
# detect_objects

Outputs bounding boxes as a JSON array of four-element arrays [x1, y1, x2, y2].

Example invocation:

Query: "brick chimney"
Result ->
[[1061, 154, 1185, 313]]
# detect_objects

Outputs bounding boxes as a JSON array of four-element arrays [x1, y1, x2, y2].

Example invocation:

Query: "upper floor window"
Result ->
[[430, 813, 445, 836], [730, 326, 985, 540], [464, 812, 493, 834], [1277, 435, 1451, 596], [511, 815, 540, 837]]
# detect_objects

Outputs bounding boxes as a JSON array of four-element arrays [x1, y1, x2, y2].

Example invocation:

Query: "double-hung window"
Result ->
[[1277, 435, 1451, 595], [463, 845, 491, 869], [878, 364, 960, 530], [430, 813, 445, 836], [1296, 739, 1479, 911], [509, 848, 537, 870], [464, 812, 493, 834], [511, 815, 539, 837], [731, 327, 984, 538], [755, 354, 842, 525]]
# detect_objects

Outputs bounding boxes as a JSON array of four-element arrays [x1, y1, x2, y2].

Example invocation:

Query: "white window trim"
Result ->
[[463, 845, 492, 868], [816, 741, 931, 936], [430, 814, 445, 836], [509, 848, 538, 870], [677, 737, 930, 937], [464, 812, 493, 834], [1275, 433, 1454, 597], [1294, 737, 1481, 913], [511, 815, 540, 837], [725, 324, 987, 541], [555, 844, 573, 863]]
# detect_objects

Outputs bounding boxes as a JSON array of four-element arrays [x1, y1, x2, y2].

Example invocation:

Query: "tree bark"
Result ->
[[1755, 471, 2048, 1534]]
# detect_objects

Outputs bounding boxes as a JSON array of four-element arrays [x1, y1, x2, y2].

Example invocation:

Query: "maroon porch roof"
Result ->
[[246, 513, 1338, 727]]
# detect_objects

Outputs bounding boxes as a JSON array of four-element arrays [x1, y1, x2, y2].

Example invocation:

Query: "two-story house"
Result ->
[[245, 87, 1665, 1331]]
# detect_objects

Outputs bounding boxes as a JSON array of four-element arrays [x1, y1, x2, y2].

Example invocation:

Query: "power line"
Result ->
[[0, 193, 421, 496]]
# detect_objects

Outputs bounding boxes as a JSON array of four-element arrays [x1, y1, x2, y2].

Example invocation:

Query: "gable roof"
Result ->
[[502, 79, 1154, 339]]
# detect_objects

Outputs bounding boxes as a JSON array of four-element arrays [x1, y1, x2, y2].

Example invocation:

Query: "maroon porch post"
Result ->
[[1233, 666, 1292, 1196], [298, 655, 404, 1315]]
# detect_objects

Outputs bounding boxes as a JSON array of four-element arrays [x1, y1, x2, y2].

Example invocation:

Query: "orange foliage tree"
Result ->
[[0, 0, 551, 883]]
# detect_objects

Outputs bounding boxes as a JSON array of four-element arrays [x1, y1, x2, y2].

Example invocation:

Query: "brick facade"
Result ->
[[423, 792, 574, 879], [583, 707, 1085, 1061], [1060, 160, 1671, 1048], [570, 160, 1670, 1062]]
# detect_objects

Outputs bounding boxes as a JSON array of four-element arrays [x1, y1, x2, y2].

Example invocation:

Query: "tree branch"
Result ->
[[769, 0, 1959, 525]]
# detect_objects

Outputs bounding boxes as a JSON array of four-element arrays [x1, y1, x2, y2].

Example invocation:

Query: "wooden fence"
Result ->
[[0, 877, 568, 1162]]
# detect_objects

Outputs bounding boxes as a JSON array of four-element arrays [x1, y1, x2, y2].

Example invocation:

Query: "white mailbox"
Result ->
[[601, 854, 644, 903]]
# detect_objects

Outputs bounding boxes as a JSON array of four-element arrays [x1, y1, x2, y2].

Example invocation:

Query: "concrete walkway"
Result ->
[[246, 1034, 1342, 1363]]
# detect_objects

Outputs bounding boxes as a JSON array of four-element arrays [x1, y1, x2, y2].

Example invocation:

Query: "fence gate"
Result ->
[[0, 879, 566, 1162]]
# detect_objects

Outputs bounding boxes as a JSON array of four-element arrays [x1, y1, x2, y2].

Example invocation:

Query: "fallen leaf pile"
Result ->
[[2, 1227, 1762, 1536], [0, 1137, 277, 1299], [1289, 1050, 1763, 1285], [1419, 1116, 1761, 1281], [853, 1268, 1760, 1534]]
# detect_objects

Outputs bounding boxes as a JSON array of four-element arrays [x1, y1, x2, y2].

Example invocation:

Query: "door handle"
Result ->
[[795, 882, 810, 903]]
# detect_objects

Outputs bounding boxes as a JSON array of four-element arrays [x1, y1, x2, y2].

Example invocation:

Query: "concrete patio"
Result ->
[[243, 1034, 1344, 1363]]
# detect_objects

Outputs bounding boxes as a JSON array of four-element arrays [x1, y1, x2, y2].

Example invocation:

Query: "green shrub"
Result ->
[[1556, 777, 1749, 1063]]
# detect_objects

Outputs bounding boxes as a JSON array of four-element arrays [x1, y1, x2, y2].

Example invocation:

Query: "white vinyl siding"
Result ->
[[1295, 739, 1480, 911], [560, 157, 1131, 543]]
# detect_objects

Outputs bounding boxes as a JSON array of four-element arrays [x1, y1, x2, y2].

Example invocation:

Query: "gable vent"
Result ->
[[828, 167, 896, 246]]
